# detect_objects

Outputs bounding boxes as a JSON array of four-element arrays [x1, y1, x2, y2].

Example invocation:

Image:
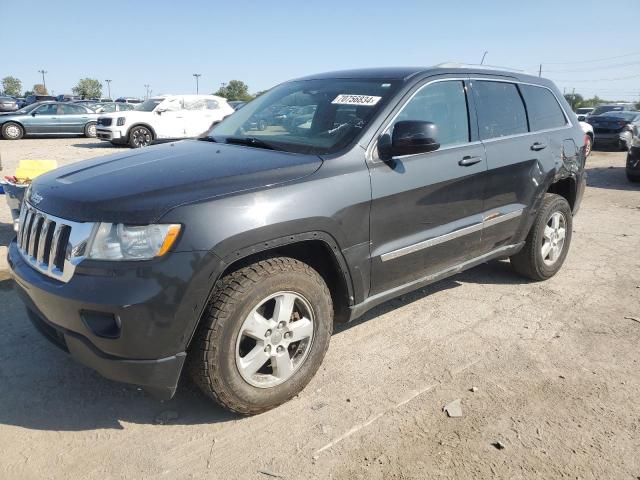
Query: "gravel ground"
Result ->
[[0, 137, 639, 480]]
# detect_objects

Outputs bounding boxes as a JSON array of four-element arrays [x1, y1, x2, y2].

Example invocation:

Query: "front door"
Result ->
[[27, 103, 58, 133], [368, 79, 488, 295], [154, 97, 186, 139]]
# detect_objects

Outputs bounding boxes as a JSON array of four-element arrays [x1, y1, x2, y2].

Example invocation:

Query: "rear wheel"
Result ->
[[188, 257, 333, 414], [84, 122, 97, 138], [1, 122, 24, 140], [510, 194, 573, 281], [128, 125, 152, 148]]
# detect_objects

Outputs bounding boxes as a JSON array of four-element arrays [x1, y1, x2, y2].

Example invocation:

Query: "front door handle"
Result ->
[[458, 155, 482, 166], [531, 142, 547, 151]]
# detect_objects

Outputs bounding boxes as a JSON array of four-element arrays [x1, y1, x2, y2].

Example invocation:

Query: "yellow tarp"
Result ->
[[15, 160, 58, 182]]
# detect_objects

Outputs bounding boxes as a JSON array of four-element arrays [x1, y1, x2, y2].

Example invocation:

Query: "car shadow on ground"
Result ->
[[0, 221, 15, 247], [71, 142, 121, 149], [0, 258, 527, 432], [586, 165, 639, 192]]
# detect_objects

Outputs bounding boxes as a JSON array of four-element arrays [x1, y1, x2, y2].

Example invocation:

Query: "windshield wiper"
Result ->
[[224, 136, 278, 150], [198, 136, 218, 143]]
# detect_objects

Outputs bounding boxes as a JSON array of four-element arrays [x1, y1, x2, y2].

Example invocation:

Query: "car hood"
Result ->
[[29, 140, 323, 223], [98, 110, 153, 122]]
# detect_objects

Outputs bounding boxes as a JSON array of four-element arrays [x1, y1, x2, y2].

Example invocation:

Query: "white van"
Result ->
[[96, 94, 234, 148]]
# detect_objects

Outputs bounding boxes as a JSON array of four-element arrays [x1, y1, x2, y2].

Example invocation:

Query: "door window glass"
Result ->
[[35, 104, 57, 115], [520, 85, 567, 131], [59, 104, 86, 115], [184, 98, 207, 111], [205, 99, 220, 110], [391, 81, 469, 147], [473, 81, 528, 139]]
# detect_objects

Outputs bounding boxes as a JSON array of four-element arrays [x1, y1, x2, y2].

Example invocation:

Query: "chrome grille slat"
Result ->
[[16, 203, 95, 283]]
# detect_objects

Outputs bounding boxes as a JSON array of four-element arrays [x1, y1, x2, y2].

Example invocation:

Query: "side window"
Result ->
[[59, 104, 86, 115], [520, 85, 567, 131], [184, 98, 207, 111], [391, 81, 469, 147], [205, 99, 220, 110], [35, 104, 57, 115], [473, 81, 528, 140], [163, 97, 183, 111]]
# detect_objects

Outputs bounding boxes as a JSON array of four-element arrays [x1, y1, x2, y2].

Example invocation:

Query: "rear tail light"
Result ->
[[584, 135, 590, 147]]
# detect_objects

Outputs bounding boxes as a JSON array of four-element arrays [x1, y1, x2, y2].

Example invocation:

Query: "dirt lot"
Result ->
[[0, 138, 639, 480]]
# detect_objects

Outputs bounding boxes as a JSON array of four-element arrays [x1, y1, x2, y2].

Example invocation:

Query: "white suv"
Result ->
[[96, 95, 234, 148]]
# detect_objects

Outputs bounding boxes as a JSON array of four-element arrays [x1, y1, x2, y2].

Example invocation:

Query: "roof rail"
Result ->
[[434, 62, 531, 74]]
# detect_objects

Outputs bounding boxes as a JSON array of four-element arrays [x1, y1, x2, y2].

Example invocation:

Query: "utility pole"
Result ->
[[105, 79, 112, 99], [38, 69, 48, 92], [480, 51, 488, 65], [538, 64, 542, 77], [144, 84, 150, 100], [193, 73, 202, 94], [571, 88, 575, 110]]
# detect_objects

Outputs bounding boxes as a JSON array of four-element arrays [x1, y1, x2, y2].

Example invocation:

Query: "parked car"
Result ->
[[56, 94, 82, 102], [575, 107, 594, 122], [91, 102, 135, 113], [0, 96, 19, 112], [115, 97, 142, 104], [587, 111, 640, 150], [8, 66, 586, 414], [228, 100, 247, 110], [95, 94, 234, 147], [15, 98, 26, 109], [24, 94, 56, 105], [0, 101, 97, 139], [580, 121, 594, 156], [590, 104, 636, 117]]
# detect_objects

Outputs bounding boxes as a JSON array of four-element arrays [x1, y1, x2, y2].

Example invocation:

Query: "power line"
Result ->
[[542, 60, 640, 73], [550, 73, 640, 83], [539, 50, 640, 66]]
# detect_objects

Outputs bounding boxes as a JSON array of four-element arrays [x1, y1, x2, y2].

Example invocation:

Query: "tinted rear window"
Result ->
[[520, 85, 567, 131], [473, 81, 528, 140]]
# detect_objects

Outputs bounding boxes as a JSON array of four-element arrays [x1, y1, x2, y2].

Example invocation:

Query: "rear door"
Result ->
[[154, 97, 186, 138], [368, 78, 488, 295], [57, 103, 92, 133], [183, 97, 218, 137], [471, 79, 562, 252]]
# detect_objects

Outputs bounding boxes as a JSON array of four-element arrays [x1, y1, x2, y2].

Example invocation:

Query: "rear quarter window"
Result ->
[[473, 81, 528, 140], [520, 85, 567, 131]]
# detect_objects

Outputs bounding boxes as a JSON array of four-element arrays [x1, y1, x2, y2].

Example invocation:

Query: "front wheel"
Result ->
[[128, 126, 153, 148], [1, 122, 24, 140], [188, 257, 333, 414], [510, 194, 573, 281]]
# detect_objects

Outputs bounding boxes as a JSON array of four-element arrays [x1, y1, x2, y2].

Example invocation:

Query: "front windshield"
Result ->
[[591, 106, 626, 116], [601, 111, 637, 120], [576, 108, 592, 114], [134, 98, 164, 112], [208, 79, 400, 154]]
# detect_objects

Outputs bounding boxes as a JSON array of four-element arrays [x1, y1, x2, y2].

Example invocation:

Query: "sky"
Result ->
[[1, 0, 639, 101]]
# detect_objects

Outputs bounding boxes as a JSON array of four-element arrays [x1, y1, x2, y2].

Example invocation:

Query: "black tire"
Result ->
[[128, 125, 153, 148], [84, 122, 97, 138], [1, 122, 24, 140], [510, 193, 573, 281], [627, 172, 640, 183], [188, 257, 333, 414]]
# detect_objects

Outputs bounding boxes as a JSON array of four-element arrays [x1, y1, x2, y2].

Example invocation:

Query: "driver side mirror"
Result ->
[[393, 120, 440, 156]]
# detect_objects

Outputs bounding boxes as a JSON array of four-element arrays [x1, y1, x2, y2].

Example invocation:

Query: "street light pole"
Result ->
[[480, 51, 488, 65], [193, 73, 201, 94], [105, 79, 112, 99], [144, 84, 150, 100], [38, 69, 48, 92]]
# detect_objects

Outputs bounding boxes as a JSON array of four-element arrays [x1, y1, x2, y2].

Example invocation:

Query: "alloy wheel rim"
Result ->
[[541, 211, 566, 266], [6, 125, 20, 138], [235, 291, 315, 388], [133, 128, 150, 146], [88, 124, 96, 137]]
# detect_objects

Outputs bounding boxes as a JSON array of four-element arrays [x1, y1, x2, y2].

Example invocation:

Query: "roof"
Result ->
[[294, 64, 549, 85]]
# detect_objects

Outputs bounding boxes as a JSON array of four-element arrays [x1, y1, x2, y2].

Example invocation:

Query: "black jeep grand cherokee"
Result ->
[[8, 66, 587, 414]]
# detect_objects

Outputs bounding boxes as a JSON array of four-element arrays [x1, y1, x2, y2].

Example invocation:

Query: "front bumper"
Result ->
[[96, 127, 124, 142], [593, 131, 631, 146], [8, 240, 222, 398]]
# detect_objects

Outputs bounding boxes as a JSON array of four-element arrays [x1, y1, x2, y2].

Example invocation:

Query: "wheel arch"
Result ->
[[1, 120, 26, 134], [126, 122, 157, 140]]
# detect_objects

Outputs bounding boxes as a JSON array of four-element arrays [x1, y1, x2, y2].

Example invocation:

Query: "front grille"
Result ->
[[97, 117, 112, 127], [16, 203, 95, 283]]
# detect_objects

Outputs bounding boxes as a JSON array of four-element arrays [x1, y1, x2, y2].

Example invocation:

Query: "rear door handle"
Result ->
[[458, 155, 482, 166], [531, 142, 547, 151]]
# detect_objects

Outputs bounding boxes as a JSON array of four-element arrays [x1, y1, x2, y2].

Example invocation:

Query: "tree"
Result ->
[[214, 80, 252, 101], [564, 93, 584, 109], [33, 84, 48, 95], [2, 76, 22, 96], [253, 89, 269, 98], [72, 78, 102, 99]]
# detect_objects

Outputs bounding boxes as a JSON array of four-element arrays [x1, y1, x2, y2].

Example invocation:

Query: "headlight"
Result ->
[[88, 223, 181, 260], [116, 117, 126, 126]]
